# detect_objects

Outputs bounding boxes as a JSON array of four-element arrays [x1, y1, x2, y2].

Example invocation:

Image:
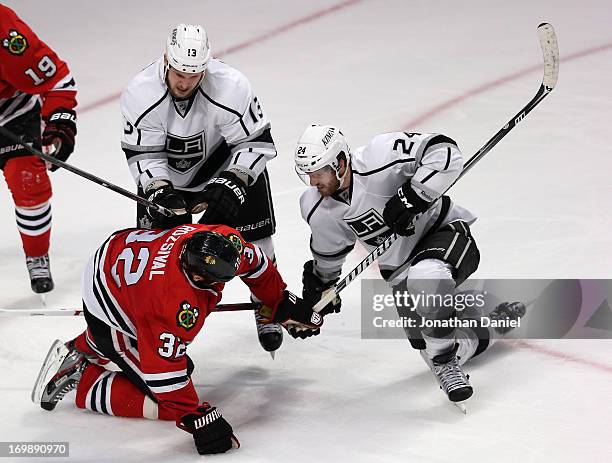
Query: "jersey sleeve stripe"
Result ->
[[248, 153, 265, 170], [120, 143, 165, 153], [352, 158, 415, 177], [306, 197, 324, 224], [443, 147, 451, 170], [143, 370, 189, 381], [198, 88, 250, 136], [420, 169, 439, 183], [310, 238, 355, 259], [146, 378, 191, 394], [92, 237, 137, 337], [134, 91, 169, 128]]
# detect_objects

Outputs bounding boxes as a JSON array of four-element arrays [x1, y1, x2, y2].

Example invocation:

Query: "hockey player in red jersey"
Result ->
[[0, 4, 77, 293], [32, 223, 322, 455]]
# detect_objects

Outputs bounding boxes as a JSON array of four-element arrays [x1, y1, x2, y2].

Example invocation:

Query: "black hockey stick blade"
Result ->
[[0, 125, 175, 217]]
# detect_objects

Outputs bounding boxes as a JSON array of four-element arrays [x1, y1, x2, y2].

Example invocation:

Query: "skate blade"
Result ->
[[453, 402, 467, 414], [269, 351, 276, 360], [39, 293, 47, 307], [31, 340, 69, 405]]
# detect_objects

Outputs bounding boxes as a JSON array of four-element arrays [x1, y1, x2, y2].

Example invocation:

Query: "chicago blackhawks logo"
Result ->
[[227, 233, 243, 254], [177, 301, 200, 330], [2, 30, 28, 55]]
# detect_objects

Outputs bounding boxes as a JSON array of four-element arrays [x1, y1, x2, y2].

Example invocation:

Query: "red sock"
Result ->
[[75, 364, 152, 418]]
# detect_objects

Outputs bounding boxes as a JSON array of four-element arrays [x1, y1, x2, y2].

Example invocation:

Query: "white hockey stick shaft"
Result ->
[[313, 23, 559, 313]]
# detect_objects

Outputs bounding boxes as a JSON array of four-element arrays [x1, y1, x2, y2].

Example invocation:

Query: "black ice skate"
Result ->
[[32, 340, 87, 411], [421, 344, 473, 403], [253, 304, 283, 358], [489, 301, 527, 334], [26, 254, 54, 294]]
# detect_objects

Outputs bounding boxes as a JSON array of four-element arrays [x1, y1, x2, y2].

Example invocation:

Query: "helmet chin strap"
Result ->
[[334, 159, 350, 188]]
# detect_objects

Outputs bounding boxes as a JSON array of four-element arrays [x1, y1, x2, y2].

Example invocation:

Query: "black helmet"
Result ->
[[180, 232, 241, 288]]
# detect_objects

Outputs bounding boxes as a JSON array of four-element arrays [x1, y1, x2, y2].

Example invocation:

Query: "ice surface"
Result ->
[[1, 1, 611, 461]]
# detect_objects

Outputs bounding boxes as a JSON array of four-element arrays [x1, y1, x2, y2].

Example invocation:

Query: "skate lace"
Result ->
[[26, 255, 51, 279], [254, 309, 281, 335], [52, 380, 78, 404], [434, 359, 470, 393]]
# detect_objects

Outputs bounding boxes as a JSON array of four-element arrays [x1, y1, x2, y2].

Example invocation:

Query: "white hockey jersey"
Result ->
[[120, 57, 276, 192], [300, 131, 476, 285]]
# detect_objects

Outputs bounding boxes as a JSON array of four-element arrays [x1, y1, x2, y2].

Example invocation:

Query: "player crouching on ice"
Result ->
[[31, 224, 322, 455], [295, 126, 486, 404]]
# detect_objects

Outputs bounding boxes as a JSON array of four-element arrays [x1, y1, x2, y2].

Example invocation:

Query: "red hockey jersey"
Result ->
[[82, 224, 286, 419], [0, 5, 77, 125]]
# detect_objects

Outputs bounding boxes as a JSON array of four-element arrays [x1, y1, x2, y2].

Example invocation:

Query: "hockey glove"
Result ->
[[260, 290, 323, 339], [302, 260, 341, 316], [193, 171, 247, 227], [178, 403, 239, 455], [42, 108, 77, 172], [145, 181, 188, 229], [382, 182, 430, 236]]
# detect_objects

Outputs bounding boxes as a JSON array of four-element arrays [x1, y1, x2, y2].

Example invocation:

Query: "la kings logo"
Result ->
[[345, 209, 393, 247], [166, 131, 205, 173]]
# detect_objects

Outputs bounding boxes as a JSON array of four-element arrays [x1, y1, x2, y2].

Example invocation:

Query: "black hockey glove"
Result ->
[[145, 182, 188, 229], [260, 290, 324, 339], [382, 182, 430, 236], [302, 260, 341, 316], [42, 108, 77, 172], [193, 171, 247, 227], [178, 403, 239, 455]]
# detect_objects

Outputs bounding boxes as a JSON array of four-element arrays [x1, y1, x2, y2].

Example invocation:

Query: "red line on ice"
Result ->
[[511, 340, 612, 375], [78, 0, 362, 114], [76, 12, 612, 373], [403, 42, 612, 128]]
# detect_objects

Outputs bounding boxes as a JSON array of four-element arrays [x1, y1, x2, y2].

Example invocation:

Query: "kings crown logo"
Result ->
[[2, 30, 28, 55]]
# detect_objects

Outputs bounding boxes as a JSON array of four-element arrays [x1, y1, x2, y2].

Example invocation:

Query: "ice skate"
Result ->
[[253, 304, 283, 358], [26, 254, 54, 294], [421, 344, 473, 403], [488, 301, 526, 334], [32, 340, 87, 411]]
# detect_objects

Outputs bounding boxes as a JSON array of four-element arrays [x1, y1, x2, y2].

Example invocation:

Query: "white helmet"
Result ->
[[295, 125, 350, 184], [166, 24, 211, 73]]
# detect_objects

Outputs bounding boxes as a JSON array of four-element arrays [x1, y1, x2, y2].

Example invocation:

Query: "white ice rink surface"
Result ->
[[1, 1, 611, 461]]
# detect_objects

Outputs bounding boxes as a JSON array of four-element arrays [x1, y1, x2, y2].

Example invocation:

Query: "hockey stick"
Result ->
[[0, 302, 257, 317], [0, 125, 175, 218], [312, 23, 559, 313]]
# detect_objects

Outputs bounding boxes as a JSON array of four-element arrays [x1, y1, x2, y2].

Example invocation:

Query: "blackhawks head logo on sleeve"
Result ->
[[177, 301, 200, 330], [2, 30, 28, 55]]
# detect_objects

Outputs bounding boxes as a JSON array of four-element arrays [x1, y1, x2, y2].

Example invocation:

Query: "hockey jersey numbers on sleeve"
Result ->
[[301, 131, 475, 284]]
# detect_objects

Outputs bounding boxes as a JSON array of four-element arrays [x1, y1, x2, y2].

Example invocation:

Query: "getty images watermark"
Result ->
[[360, 279, 612, 339]]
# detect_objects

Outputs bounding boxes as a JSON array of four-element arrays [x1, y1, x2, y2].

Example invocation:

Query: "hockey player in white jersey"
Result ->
[[120, 24, 282, 353], [295, 125, 483, 403]]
